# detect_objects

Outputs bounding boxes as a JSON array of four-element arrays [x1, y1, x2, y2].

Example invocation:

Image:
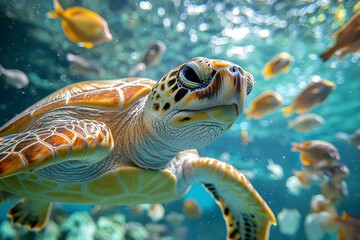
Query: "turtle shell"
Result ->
[[0, 78, 155, 136]]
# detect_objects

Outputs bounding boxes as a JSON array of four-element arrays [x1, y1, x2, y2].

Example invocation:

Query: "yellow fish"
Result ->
[[283, 80, 335, 116], [292, 140, 340, 167], [262, 52, 293, 79], [48, 0, 113, 48], [246, 91, 283, 119]]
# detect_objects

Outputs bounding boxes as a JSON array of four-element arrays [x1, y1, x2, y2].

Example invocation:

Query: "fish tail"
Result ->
[[319, 45, 338, 62], [291, 142, 302, 152], [245, 111, 252, 119], [336, 212, 350, 240], [47, 0, 65, 19], [282, 106, 293, 116], [78, 42, 94, 49], [338, 230, 345, 240]]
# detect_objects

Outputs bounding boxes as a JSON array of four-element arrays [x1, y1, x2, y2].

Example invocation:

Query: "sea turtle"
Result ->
[[0, 57, 276, 239]]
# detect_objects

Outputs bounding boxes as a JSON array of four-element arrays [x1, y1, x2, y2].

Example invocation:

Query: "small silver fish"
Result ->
[[288, 113, 324, 132], [0, 65, 29, 89], [336, 128, 360, 149], [66, 53, 102, 76], [129, 40, 166, 76]]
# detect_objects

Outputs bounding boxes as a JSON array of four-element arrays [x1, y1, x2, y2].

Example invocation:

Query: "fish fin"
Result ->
[[78, 42, 94, 48], [47, 0, 65, 19], [338, 230, 345, 240], [293, 142, 315, 166], [283, 106, 293, 116], [65, 7, 102, 20], [299, 152, 313, 166], [47, 10, 61, 18], [340, 211, 360, 221], [0, 190, 17, 205], [245, 110, 254, 119], [8, 199, 52, 231], [283, 65, 290, 73], [287, 120, 294, 129], [337, 211, 360, 240], [320, 45, 338, 62]]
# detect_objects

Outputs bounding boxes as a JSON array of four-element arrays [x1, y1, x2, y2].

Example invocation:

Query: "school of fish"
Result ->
[[0, 1, 359, 239]]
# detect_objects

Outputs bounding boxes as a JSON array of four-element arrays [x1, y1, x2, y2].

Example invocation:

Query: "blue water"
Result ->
[[0, 0, 359, 239]]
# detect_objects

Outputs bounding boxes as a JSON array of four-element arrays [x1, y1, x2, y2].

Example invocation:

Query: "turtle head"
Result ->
[[144, 57, 253, 149]]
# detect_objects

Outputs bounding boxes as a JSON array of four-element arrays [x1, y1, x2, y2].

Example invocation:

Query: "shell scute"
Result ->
[[0, 78, 155, 136]]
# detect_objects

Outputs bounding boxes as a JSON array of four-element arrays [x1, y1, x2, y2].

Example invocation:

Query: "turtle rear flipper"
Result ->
[[181, 151, 276, 240], [8, 199, 52, 230], [0, 119, 114, 178]]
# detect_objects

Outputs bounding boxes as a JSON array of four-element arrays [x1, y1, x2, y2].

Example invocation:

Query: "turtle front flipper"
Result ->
[[180, 150, 276, 240], [0, 119, 114, 177], [8, 199, 52, 230]]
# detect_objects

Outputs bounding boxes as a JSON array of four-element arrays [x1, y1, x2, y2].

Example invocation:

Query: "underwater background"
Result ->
[[0, 0, 359, 239]]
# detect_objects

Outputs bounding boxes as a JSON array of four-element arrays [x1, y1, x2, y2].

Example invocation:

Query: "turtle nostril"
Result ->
[[229, 66, 238, 74]]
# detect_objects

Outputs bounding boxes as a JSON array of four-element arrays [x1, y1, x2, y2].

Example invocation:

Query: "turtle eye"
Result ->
[[179, 65, 202, 89]]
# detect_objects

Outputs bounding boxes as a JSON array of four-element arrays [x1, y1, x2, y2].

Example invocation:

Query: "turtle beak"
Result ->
[[209, 61, 254, 116], [177, 60, 254, 116]]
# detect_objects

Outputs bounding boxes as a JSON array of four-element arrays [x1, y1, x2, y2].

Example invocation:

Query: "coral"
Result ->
[[60, 212, 96, 240], [0, 221, 17, 240], [94, 215, 125, 240]]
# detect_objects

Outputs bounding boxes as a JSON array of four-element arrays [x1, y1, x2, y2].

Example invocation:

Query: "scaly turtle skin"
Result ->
[[0, 57, 276, 239]]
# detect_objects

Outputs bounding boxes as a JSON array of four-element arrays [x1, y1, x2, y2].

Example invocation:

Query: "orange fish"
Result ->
[[183, 199, 202, 219], [48, 0, 113, 48], [262, 52, 293, 79], [292, 140, 340, 167], [283, 80, 335, 116], [246, 91, 283, 119], [320, 12, 360, 61], [337, 212, 360, 240]]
